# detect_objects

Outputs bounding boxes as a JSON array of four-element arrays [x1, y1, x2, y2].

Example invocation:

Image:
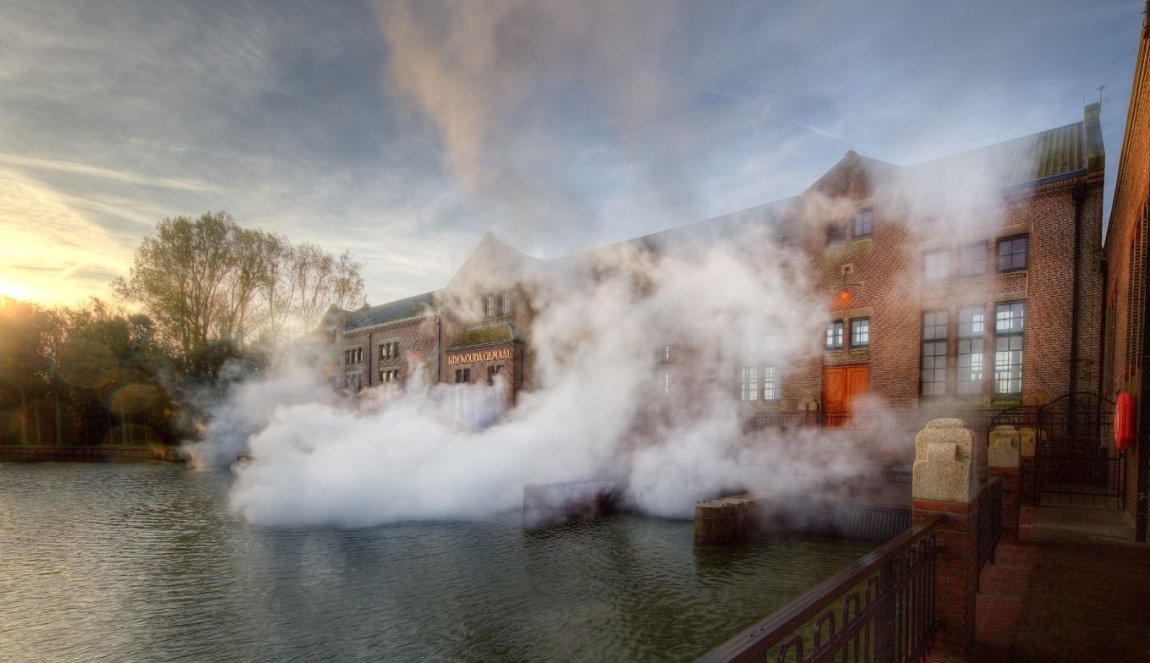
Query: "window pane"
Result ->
[[995, 302, 1025, 333], [924, 249, 949, 281], [997, 236, 1028, 272], [851, 318, 870, 347], [921, 339, 948, 396], [959, 243, 987, 276], [740, 367, 758, 401], [923, 311, 948, 340], [854, 209, 873, 237], [826, 322, 844, 349], [763, 366, 778, 401], [958, 307, 984, 337]]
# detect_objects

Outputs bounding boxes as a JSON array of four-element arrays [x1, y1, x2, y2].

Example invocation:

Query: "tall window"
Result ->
[[994, 302, 1025, 395], [762, 366, 779, 402], [501, 292, 512, 317], [959, 243, 987, 277], [740, 367, 758, 401], [380, 341, 399, 360], [345, 348, 363, 365], [924, 249, 949, 282], [826, 321, 844, 349], [850, 318, 870, 348], [484, 295, 496, 319], [996, 235, 1028, 272], [345, 373, 362, 393], [853, 208, 874, 238], [921, 311, 948, 397], [825, 225, 845, 246], [956, 307, 985, 396], [455, 368, 471, 384], [487, 364, 504, 385]]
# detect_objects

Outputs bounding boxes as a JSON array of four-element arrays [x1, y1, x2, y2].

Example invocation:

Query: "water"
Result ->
[[0, 463, 875, 662]]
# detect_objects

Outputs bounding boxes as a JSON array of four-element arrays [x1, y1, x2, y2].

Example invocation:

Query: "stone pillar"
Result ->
[[912, 419, 979, 662], [988, 425, 1023, 535]]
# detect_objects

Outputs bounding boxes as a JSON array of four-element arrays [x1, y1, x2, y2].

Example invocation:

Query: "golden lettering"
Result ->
[[447, 347, 513, 366]]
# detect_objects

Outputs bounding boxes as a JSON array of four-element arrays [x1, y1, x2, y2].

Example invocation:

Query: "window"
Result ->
[[924, 249, 949, 282], [850, 318, 870, 348], [344, 348, 363, 365], [762, 366, 779, 402], [921, 311, 948, 397], [501, 292, 512, 317], [455, 368, 471, 384], [484, 295, 496, 319], [379, 341, 399, 360], [487, 364, 504, 385], [956, 307, 985, 396], [994, 302, 1025, 396], [740, 367, 758, 401], [656, 345, 671, 364], [380, 369, 399, 383], [996, 235, 1028, 272], [826, 321, 844, 350], [959, 243, 987, 277], [345, 373, 362, 393], [825, 224, 845, 246], [853, 208, 874, 238]]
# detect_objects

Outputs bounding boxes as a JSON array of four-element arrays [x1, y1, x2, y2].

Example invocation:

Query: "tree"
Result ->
[[112, 212, 236, 364], [113, 211, 365, 361]]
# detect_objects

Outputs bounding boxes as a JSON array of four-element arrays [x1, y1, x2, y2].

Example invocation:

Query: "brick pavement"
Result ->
[[970, 538, 1150, 662]]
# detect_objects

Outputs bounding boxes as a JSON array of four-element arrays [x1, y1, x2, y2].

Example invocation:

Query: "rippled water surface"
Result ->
[[0, 463, 875, 662]]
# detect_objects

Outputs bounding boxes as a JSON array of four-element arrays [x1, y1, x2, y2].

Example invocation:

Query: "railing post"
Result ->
[[988, 426, 1022, 536], [912, 419, 980, 662], [875, 558, 897, 663]]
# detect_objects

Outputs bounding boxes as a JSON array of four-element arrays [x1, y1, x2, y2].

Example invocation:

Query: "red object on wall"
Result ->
[[1115, 392, 1135, 450]]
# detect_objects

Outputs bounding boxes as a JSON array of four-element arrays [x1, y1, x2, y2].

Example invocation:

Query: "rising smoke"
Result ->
[[186, 3, 1040, 528]]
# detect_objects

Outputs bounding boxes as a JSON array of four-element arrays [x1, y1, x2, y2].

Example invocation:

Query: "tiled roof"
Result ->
[[447, 322, 515, 349], [914, 122, 1087, 187], [344, 291, 436, 331]]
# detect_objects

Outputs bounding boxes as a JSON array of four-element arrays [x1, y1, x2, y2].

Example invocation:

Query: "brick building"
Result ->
[[325, 105, 1105, 450], [1104, 12, 1150, 542]]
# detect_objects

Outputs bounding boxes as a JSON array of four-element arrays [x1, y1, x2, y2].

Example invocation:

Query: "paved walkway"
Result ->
[[972, 507, 1150, 662]]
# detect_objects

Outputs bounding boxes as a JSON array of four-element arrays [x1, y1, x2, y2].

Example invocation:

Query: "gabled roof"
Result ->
[[447, 322, 516, 349], [911, 105, 1102, 189], [343, 291, 436, 331]]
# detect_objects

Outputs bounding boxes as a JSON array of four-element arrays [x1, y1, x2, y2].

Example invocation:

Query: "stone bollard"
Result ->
[[988, 425, 1022, 535], [912, 419, 979, 662]]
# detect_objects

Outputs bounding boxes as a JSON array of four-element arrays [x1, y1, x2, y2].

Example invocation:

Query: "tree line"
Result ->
[[0, 211, 361, 448]]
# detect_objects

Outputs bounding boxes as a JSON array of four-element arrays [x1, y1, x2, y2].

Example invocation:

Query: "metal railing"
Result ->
[[696, 519, 942, 663], [977, 476, 1004, 572]]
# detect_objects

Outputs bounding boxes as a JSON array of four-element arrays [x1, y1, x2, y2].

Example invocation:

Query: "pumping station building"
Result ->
[[324, 103, 1106, 431]]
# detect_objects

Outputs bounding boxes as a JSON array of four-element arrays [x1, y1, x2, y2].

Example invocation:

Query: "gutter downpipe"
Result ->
[[1069, 184, 1086, 401]]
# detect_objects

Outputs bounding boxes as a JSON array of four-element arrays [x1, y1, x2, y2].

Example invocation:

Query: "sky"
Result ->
[[0, 0, 1142, 307]]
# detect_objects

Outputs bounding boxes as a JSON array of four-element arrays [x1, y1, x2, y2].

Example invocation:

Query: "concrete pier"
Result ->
[[523, 480, 618, 532]]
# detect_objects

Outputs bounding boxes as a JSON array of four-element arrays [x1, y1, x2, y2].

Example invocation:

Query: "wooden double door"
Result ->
[[823, 365, 869, 427]]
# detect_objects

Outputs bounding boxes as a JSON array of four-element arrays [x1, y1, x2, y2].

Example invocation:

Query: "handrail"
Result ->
[[697, 517, 943, 663]]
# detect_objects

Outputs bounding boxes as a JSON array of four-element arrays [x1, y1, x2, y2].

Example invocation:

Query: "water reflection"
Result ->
[[0, 464, 874, 662]]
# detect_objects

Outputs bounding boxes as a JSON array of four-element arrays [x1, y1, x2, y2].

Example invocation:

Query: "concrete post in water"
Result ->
[[694, 494, 757, 544], [912, 418, 979, 662], [988, 425, 1022, 535]]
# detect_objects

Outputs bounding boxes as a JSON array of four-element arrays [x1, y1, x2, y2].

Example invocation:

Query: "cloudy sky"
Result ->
[[0, 0, 1140, 306]]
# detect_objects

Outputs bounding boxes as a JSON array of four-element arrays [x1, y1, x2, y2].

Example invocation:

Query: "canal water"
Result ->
[[0, 463, 876, 662]]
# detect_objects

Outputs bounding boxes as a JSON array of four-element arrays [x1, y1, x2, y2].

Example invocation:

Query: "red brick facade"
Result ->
[[1104, 16, 1150, 540]]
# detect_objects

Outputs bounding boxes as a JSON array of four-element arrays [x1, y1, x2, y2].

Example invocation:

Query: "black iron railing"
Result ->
[[977, 476, 1004, 572], [696, 519, 942, 663]]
